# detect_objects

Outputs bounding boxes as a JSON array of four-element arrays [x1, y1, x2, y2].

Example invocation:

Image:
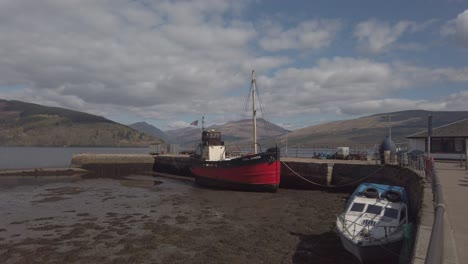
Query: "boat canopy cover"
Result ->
[[352, 183, 408, 205]]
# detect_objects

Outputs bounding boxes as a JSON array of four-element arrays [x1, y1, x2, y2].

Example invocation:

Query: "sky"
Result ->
[[0, 0, 468, 131]]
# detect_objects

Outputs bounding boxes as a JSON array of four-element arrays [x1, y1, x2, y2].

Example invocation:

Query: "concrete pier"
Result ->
[[434, 162, 465, 264], [70, 153, 155, 176]]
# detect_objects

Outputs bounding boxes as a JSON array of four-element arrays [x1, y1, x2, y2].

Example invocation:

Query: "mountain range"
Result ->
[[0, 99, 162, 147], [280, 110, 468, 147], [2, 99, 468, 148], [129, 122, 171, 143], [163, 118, 290, 147], [129, 110, 468, 149]]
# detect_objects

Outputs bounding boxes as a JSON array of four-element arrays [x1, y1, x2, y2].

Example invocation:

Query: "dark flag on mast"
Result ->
[[190, 120, 198, 126]]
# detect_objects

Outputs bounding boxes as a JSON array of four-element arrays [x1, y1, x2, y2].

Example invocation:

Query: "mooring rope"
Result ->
[[281, 161, 385, 188]]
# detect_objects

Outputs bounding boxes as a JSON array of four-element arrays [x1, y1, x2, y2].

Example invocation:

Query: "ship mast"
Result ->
[[252, 70, 257, 154]]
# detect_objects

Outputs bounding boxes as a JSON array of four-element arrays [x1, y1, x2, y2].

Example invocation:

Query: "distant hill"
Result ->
[[0, 99, 163, 147], [129, 122, 170, 143], [167, 118, 289, 147], [6, 99, 465, 149], [281, 110, 468, 147]]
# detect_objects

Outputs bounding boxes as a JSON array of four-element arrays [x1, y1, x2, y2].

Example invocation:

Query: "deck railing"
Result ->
[[337, 214, 405, 243]]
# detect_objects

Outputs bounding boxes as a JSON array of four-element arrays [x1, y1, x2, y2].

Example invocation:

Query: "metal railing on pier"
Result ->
[[403, 155, 445, 264], [424, 157, 445, 264]]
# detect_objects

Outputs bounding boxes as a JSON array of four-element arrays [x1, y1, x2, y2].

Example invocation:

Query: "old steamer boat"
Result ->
[[190, 70, 281, 192]]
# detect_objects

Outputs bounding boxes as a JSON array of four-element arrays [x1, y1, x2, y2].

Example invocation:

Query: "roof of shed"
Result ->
[[407, 117, 468, 138]]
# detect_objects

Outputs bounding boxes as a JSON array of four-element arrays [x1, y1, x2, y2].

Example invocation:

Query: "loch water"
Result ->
[[0, 147, 151, 170]]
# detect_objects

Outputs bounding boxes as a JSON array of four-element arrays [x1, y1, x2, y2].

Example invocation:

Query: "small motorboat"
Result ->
[[336, 183, 410, 263]]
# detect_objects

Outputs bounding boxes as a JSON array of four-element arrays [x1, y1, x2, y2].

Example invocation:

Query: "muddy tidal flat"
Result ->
[[0, 174, 358, 264]]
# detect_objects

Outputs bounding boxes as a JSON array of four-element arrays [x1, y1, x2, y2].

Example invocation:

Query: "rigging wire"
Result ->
[[235, 71, 276, 151], [240, 79, 252, 122], [255, 80, 277, 145], [238, 78, 253, 145]]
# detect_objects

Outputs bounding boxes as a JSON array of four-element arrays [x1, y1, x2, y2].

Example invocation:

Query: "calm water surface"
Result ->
[[0, 147, 151, 170]]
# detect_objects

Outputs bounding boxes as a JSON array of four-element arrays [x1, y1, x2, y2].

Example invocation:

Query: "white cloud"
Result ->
[[259, 19, 341, 51], [442, 9, 468, 48], [259, 57, 395, 110], [0, 0, 280, 119], [393, 62, 468, 84], [339, 98, 447, 116], [339, 90, 468, 116], [354, 19, 420, 53], [167, 120, 193, 130], [1, 1, 468, 130], [248, 57, 468, 118], [241, 56, 292, 73]]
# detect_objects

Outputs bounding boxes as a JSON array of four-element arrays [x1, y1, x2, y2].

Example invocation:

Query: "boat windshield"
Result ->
[[383, 208, 399, 219], [349, 202, 365, 212], [365, 204, 382, 215]]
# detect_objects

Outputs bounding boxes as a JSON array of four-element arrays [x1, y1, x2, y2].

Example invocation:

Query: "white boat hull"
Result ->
[[337, 230, 402, 263]]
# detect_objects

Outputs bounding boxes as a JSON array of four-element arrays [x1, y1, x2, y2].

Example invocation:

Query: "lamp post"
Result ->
[[428, 114, 432, 158], [381, 115, 392, 139], [281, 135, 288, 157], [285, 135, 288, 157]]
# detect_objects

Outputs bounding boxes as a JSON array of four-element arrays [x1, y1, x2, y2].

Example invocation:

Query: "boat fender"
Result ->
[[383, 190, 401, 202], [363, 187, 379, 198]]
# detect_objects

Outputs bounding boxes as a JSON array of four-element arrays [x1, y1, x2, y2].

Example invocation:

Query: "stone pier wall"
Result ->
[[70, 154, 154, 176], [280, 161, 328, 189], [152, 155, 194, 176]]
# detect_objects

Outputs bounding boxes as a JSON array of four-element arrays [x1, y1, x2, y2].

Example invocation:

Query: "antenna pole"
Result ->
[[252, 70, 257, 154]]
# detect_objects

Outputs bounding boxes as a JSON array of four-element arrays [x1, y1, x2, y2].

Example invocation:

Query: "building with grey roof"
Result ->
[[407, 118, 468, 160]]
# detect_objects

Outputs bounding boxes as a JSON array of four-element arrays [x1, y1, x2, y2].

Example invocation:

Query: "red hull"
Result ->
[[191, 151, 281, 192]]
